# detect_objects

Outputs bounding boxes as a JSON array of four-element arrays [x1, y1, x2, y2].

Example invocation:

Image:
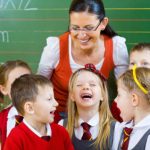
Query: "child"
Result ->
[[111, 42, 150, 122], [112, 67, 150, 150], [60, 64, 115, 150], [0, 60, 32, 149], [4, 74, 74, 150], [129, 43, 150, 69]]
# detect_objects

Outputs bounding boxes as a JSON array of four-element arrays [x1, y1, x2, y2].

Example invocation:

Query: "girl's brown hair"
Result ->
[[0, 60, 32, 96]]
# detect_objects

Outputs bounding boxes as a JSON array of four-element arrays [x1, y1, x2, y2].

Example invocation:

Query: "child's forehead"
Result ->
[[38, 84, 52, 90], [7, 67, 30, 84], [9, 66, 31, 74], [37, 85, 53, 97], [76, 71, 99, 81], [130, 50, 150, 58], [131, 48, 150, 54]]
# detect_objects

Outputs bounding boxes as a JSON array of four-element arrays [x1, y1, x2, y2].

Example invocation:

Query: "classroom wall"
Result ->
[[0, 0, 150, 72]]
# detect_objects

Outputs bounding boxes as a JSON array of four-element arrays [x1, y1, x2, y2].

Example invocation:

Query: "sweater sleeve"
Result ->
[[113, 36, 129, 79], [37, 37, 60, 79]]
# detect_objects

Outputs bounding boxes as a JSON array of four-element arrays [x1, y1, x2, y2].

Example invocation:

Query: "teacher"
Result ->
[[38, 0, 128, 122]]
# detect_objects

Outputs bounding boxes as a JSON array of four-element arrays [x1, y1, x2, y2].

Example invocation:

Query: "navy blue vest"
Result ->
[[66, 121, 116, 150]]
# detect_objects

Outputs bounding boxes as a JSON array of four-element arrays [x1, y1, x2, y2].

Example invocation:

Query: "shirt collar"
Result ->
[[7, 106, 18, 118], [23, 119, 51, 137], [134, 114, 150, 128], [78, 112, 99, 127], [124, 114, 150, 128]]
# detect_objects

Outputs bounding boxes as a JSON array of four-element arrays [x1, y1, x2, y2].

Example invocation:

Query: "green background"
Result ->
[[0, 0, 150, 109]]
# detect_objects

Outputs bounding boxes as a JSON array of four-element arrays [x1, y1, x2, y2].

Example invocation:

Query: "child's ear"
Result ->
[[100, 17, 108, 30], [131, 92, 139, 107], [24, 102, 34, 114], [70, 93, 75, 102], [0, 85, 8, 96], [100, 98, 103, 102]]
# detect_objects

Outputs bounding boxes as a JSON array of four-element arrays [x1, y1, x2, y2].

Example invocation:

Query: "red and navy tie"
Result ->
[[121, 127, 133, 150], [81, 122, 92, 140], [15, 115, 23, 126]]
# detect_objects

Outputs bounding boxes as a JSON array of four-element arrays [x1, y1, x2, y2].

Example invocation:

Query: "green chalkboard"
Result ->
[[0, 0, 150, 72], [0, 0, 70, 72]]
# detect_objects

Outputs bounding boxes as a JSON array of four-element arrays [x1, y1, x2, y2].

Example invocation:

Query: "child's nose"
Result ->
[[114, 96, 118, 102], [136, 63, 141, 68], [53, 99, 58, 107], [82, 84, 90, 90]]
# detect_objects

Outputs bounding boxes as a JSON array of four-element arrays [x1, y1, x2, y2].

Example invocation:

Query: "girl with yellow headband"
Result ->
[[112, 67, 150, 150], [111, 43, 150, 122]]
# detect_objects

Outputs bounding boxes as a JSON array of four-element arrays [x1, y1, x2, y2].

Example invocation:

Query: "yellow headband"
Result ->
[[132, 64, 148, 94]]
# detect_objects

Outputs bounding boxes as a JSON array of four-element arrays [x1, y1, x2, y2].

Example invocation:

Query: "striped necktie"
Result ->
[[81, 122, 92, 140], [121, 127, 133, 150], [15, 115, 23, 126]]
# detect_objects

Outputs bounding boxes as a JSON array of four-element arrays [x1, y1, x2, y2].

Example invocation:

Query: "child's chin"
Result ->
[[49, 117, 54, 123], [122, 117, 131, 122]]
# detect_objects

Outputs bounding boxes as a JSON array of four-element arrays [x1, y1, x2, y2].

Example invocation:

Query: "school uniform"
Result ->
[[59, 113, 115, 150], [112, 114, 150, 150], [0, 105, 18, 149], [4, 120, 74, 150]]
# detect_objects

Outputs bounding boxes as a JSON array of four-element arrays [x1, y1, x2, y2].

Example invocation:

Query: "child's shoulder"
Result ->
[[0, 105, 12, 118], [51, 122, 66, 131], [50, 122, 68, 135], [50, 122, 74, 150], [5, 122, 25, 144]]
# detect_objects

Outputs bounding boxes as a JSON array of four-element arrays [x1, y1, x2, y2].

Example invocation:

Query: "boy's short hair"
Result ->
[[131, 43, 150, 53], [11, 74, 52, 115]]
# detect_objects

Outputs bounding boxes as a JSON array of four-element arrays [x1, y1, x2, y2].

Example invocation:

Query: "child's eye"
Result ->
[[90, 83, 96, 86], [76, 84, 82, 87], [143, 62, 149, 66], [48, 98, 52, 101], [129, 62, 135, 66]]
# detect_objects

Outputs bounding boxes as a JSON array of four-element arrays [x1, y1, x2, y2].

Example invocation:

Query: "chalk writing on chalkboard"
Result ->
[[0, 0, 38, 10], [0, 31, 9, 42]]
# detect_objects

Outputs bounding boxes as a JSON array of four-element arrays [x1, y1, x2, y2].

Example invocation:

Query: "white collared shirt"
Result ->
[[7, 106, 18, 136], [7, 107, 51, 138], [75, 112, 99, 140], [59, 112, 99, 140], [112, 114, 150, 150], [23, 119, 51, 137]]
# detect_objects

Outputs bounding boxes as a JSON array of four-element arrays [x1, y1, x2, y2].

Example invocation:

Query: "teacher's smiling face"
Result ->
[[69, 12, 107, 51]]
